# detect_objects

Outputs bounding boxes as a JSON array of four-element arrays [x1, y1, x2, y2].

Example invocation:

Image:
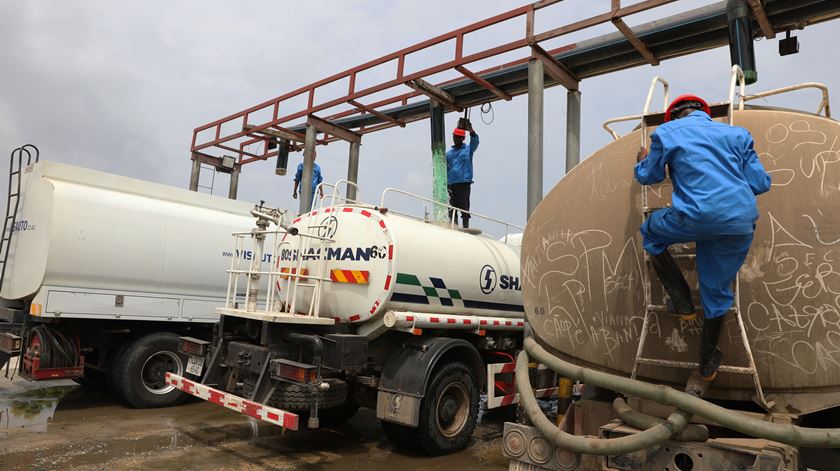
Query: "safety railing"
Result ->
[[603, 70, 834, 141], [223, 206, 336, 321], [640, 76, 670, 148], [728, 65, 747, 125], [190, 0, 694, 163], [740, 82, 832, 118], [313, 179, 362, 211], [379, 187, 523, 243]]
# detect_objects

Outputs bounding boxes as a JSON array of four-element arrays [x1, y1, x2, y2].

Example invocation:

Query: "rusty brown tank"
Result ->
[[522, 108, 840, 415]]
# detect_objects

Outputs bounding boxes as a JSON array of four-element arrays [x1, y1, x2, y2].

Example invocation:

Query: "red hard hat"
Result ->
[[453, 128, 467, 137], [664, 94, 711, 122]]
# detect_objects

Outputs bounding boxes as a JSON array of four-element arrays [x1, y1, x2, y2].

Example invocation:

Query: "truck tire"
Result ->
[[110, 332, 189, 408], [240, 376, 348, 411], [382, 361, 479, 456]]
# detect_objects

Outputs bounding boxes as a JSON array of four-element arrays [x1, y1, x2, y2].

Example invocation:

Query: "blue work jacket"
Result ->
[[446, 133, 480, 185], [294, 162, 323, 192], [634, 111, 771, 235]]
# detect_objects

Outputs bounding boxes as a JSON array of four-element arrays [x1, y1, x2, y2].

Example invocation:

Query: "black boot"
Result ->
[[650, 251, 696, 320], [699, 316, 725, 381]]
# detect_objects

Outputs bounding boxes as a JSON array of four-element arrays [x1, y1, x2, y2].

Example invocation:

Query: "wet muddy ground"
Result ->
[[0, 362, 510, 471]]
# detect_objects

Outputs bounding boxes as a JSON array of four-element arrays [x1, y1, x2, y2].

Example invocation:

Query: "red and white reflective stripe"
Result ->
[[166, 373, 299, 430], [385, 310, 525, 332], [485, 362, 557, 409]]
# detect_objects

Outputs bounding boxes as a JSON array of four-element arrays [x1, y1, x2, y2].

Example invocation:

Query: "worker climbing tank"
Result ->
[[521, 84, 840, 415]]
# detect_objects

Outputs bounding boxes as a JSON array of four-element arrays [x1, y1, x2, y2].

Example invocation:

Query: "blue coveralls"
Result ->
[[294, 162, 323, 209], [446, 132, 480, 223], [634, 111, 771, 318], [446, 132, 480, 184]]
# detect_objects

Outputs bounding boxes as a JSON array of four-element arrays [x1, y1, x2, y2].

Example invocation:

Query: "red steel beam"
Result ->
[[191, 0, 684, 158], [347, 99, 406, 127], [454, 65, 512, 101]]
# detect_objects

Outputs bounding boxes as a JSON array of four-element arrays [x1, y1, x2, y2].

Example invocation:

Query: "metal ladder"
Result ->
[[629, 71, 774, 411], [0, 145, 39, 289]]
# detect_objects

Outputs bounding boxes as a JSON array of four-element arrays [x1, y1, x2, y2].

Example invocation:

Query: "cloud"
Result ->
[[1, 0, 838, 235]]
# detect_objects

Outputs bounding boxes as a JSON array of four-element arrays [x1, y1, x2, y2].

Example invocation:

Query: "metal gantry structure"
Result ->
[[187, 0, 840, 216]]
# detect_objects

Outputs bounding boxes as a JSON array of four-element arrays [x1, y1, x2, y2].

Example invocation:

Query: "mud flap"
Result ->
[[376, 337, 483, 427]]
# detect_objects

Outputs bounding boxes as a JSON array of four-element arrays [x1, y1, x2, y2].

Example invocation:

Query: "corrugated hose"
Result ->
[[517, 336, 840, 452]]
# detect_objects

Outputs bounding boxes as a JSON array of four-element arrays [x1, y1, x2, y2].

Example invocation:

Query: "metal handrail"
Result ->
[[741, 82, 832, 118], [640, 76, 669, 148], [379, 187, 523, 239], [313, 179, 362, 211], [603, 114, 643, 141], [728, 65, 746, 125]]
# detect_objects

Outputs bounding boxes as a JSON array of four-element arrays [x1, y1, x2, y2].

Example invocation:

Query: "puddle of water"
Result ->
[[0, 385, 77, 432]]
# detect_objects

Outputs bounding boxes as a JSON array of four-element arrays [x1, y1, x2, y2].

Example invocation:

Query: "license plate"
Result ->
[[186, 355, 204, 376]]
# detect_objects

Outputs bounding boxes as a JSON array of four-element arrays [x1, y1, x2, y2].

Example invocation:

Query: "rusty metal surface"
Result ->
[[522, 109, 840, 412]]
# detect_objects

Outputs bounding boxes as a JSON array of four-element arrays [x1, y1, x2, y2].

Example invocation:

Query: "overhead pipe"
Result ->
[[727, 0, 758, 84], [520, 336, 840, 449]]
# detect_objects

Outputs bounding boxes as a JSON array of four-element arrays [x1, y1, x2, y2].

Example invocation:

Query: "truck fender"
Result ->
[[376, 337, 484, 427]]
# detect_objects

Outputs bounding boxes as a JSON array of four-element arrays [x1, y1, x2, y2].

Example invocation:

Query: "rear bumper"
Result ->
[[165, 373, 299, 430]]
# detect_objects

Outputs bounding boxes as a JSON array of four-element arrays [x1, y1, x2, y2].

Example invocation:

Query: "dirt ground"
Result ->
[[0, 365, 510, 471]]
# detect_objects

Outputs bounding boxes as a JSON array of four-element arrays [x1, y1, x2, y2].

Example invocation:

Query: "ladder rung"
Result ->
[[647, 304, 737, 314], [645, 253, 695, 260], [635, 357, 755, 375]]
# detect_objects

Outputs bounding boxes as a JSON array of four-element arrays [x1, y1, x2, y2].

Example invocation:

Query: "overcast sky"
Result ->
[[2, 1, 838, 236]]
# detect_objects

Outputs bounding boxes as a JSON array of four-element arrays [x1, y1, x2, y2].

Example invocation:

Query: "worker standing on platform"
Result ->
[[634, 95, 771, 382], [293, 151, 324, 209], [446, 120, 479, 228]]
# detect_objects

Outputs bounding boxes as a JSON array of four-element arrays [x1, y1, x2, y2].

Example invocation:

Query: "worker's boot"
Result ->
[[462, 216, 470, 229], [650, 250, 696, 321], [699, 315, 725, 381]]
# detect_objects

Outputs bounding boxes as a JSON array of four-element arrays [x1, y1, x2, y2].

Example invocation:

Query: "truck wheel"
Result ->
[[382, 361, 479, 456], [111, 332, 189, 408]]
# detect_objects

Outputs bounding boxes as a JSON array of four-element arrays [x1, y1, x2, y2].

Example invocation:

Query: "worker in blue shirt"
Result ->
[[292, 151, 324, 209], [446, 121, 479, 228], [635, 94, 771, 381]]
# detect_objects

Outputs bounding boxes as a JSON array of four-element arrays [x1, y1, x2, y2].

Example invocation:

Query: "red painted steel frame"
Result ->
[[194, 0, 678, 165]]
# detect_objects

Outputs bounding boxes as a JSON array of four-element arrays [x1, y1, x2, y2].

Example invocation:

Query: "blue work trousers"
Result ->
[[641, 208, 753, 319]]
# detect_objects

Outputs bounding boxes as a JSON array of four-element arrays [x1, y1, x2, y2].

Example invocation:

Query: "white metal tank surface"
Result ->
[[2, 161, 273, 306], [276, 206, 524, 324]]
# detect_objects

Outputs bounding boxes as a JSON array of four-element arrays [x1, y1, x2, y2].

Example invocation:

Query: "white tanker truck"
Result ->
[[0, 152, 283, 408], [165, 186, 558, 455]]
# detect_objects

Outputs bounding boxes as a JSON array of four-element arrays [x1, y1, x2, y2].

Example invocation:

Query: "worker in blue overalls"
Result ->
[[446, 120, 479, 228], [634, 94, 771, 381], [292, 150, 324, 209]]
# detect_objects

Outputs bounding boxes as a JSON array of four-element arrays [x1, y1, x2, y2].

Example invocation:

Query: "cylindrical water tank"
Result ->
[[276, 207, 524, 324], [1, 161, 266, 301]]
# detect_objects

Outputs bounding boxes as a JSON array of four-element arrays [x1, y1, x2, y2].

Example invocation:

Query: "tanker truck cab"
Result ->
[[0, 154, 286, 409], [167, 185, 558, 455]]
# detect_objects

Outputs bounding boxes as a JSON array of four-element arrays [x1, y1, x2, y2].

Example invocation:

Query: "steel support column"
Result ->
[[347, 141, 361, 202], [566, 89, 581, 173], [430, 99, 448, 222], [527, 58, 544, 219], [189, 158, 201, 191], [299, 125, 317, 214], [228, 166, 240, 199]]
